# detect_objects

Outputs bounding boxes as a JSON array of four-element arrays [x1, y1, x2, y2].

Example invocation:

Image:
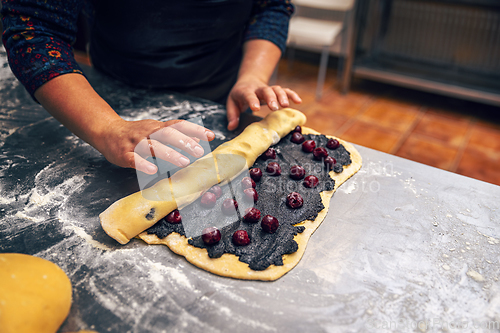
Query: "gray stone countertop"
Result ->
[[1, 47, 499, 333]]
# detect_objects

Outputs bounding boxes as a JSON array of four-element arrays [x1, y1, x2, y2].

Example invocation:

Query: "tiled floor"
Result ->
[[265, 57, 500, 186], [74, 50, 500, 186]]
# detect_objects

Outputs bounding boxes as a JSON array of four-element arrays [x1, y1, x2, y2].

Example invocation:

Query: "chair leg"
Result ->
[[340, 5, 358, 95], [316, 45, 329, 100]]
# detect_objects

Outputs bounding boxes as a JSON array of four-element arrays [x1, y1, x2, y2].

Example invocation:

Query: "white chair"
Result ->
[[287, 0, 356, 99]]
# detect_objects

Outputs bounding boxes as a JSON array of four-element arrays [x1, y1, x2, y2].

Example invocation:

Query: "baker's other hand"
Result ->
[[95, 119, 215, 175], [226, 75, 302, 131]]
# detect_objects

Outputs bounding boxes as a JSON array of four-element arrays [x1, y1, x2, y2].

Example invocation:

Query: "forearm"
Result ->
[[34, 73, 214, 174], [34, 73, 122, 150], [238, 39, 282, 84]]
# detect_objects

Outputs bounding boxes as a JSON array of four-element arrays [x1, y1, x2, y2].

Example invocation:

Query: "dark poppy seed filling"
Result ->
[[333, 164, 344, 173], [147, 216, 186, 239], [146, 133, 352, 271]]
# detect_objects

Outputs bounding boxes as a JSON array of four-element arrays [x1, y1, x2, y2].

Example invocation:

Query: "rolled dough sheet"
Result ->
[[138, 127, 362, 281], [100, 108, 307, 244]]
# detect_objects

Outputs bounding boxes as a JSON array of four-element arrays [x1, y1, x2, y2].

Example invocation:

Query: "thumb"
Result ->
[[226, 97, 241, 131]]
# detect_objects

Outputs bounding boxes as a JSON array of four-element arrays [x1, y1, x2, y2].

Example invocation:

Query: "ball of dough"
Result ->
[[0, 253, 72, 333]]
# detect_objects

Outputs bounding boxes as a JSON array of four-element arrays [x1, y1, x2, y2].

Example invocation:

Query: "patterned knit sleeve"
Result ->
[[244, 0, 295, 53], [1, 0, 85, 99]]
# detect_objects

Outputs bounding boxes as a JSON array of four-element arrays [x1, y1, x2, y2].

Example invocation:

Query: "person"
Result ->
[[1, 0, 302, 175]]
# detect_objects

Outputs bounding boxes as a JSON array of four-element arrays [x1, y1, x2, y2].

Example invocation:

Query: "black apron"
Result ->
[[89, 0, 253, 103]]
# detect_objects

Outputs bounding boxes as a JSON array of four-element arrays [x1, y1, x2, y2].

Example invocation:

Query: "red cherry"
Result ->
[[261, 215, 279, 233], [165, 209, 182, 224], [303, 175, 319, 188], [326, 138, 340, 150], [293, 125, 302, 133], [202, 227, 221, 245], [200, 192, 217, 208], [243, 207, 261, 223], [291, 132, 305, 144], [324, 156, 337, 170], [241, 176, 256, 189], [290, 165, 305, 180], [313, 147, 328, 160], [243, 188, 258, 203], [208, 185, 222, 199], [249, 168, 263, 182], [232, 230, 250, 246], [266, 162, 282, 176], [263, 148, 276, 160], [221, 198, 238, 215], [286, 192, 304, 209], [302, 140, 316, 153]]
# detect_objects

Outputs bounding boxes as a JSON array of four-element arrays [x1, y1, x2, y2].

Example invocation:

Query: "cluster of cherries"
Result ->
[[261, 125, 341, 208], [164, 125, 342, 248], [260, 146, 307, 209], [199, 171, 280, 246], [290, 125, 342, 172], [165, 169, 280, 247]]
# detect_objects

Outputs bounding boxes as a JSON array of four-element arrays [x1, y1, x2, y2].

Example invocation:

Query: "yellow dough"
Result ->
[[0, 253, 72, 333], [100, 108, 307, 244], [101, 108, 361, 281], [138, 127, 362, 281]]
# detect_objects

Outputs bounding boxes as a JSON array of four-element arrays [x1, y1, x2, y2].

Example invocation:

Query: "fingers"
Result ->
[[151, 119, 217, 159], [152, 126, 205, 158], [225, 79, 302, 133], [133, 119, 213, 173], [126, 147, 190, 175], [262, 86, 280, 111], [135, 138, 191, 168], [245, 93, 261, 112], [284, 88, 302, 104], [257, 85, 302, 111], [103, 118, 217, 175], [164, 119, 215, 141], [273, 86, 290, 108]]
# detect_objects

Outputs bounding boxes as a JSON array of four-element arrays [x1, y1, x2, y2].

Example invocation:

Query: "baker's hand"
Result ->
[[95, 119, 215, 175], [226, 76, 302, 131]]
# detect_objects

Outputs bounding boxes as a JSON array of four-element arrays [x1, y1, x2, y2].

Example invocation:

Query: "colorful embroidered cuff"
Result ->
[[1, 0, 84, 99], [5, 37, 84, 99]]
